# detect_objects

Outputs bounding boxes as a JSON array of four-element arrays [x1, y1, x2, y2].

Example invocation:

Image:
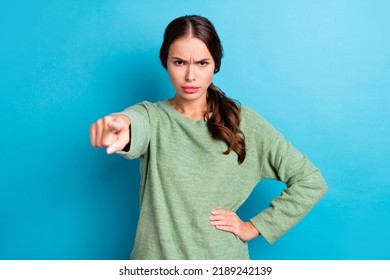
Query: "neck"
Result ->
[[169, 96, 207, 121]]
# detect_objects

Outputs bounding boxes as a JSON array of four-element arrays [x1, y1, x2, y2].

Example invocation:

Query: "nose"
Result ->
[[185, 65, 195, 82]]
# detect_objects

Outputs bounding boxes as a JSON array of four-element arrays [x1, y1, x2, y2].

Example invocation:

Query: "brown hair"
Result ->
[[159, 15, 246, 164]]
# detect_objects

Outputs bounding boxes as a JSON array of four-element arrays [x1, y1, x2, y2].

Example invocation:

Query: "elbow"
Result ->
[[319, 182, 328, 201], [315, 171, 328, 200]]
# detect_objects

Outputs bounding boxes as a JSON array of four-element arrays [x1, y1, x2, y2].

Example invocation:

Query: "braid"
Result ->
[[206, 84, 246, 164]]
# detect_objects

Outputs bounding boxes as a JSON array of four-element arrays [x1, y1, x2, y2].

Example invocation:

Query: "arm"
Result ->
[[90, 102, 152, 158], [210, 124, 327, 244], [250, 135, 328, 244], [210, 136, 327, 243]]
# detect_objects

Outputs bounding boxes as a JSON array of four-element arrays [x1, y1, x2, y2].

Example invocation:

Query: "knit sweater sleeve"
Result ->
[[249, 119, 328, 245], [115, 102, 151, 160]]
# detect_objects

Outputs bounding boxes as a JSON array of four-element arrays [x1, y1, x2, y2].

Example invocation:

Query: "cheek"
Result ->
[[204, 70, 215, 84], [168, 70, 186, 92], [167, 68, 179, 85]]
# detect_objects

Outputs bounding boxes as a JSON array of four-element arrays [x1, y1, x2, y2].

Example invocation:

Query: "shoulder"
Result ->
[[240, 106, 275, 130], [240, 106, 282, 142], [240, 106, 262, 121], [125, 100, 159, 111], [122, 100, 168, 117]]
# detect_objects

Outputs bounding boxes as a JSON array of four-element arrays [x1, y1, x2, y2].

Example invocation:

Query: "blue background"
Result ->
[[1, 0, 389, 260]]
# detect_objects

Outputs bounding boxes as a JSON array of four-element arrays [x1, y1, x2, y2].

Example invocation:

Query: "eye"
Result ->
[[174, 60, 185, 66], [198, 61, 209, 67]]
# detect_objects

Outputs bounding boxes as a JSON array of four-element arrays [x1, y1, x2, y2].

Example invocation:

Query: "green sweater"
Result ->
[[117, 100, 327, 260]]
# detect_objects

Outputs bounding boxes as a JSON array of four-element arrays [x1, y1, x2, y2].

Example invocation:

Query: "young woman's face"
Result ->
[[167, 36, 215, 104]]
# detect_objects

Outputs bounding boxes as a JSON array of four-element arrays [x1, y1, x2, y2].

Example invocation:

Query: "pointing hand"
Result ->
[[90, 114, 131, 154]]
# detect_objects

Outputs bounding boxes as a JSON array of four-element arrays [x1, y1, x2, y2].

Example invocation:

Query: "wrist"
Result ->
[[245, 221, 260, 239]]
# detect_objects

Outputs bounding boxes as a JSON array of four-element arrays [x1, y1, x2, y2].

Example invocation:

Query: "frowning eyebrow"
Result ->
[[170, 56, 212, 63]]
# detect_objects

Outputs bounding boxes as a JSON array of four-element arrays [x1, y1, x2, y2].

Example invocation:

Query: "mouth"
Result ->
[[182, 86, 200, 93]]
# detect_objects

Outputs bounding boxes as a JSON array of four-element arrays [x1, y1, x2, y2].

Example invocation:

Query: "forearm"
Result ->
[[250, 169, 328, 244]]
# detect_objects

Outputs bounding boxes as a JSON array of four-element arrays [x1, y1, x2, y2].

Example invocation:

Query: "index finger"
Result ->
[[107, 119, 124, 133]]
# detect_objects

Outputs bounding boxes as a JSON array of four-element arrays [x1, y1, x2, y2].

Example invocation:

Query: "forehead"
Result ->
[[168, 36, 212, 58]]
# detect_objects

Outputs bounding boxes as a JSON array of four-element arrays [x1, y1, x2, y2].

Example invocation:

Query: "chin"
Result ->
[[178, 90, 207, 100], [182, 94, 204, 102]]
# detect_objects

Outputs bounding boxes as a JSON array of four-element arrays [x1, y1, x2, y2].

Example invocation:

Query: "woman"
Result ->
[[90, 15, 328, 260]]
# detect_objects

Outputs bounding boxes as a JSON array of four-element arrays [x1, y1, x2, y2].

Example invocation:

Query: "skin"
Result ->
[[90, 35, 260, 242], [166, 36, 214, 120], [89, 114, 130, 154]]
